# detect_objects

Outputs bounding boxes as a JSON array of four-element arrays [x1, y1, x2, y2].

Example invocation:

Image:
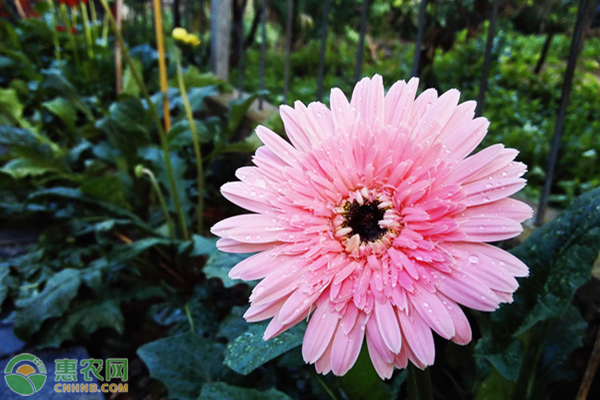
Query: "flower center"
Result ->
[[342, 200, 387, 242]]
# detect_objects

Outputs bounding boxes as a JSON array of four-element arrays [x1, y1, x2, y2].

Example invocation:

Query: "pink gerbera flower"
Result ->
[[211, 75, 532, 379]]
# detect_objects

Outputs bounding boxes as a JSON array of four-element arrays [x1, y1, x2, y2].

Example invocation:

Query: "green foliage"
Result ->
[[224, 322, 306, 375], [475, 187, 600, 398], [198, 382, 292, 400], [138, 331, 227, 400]]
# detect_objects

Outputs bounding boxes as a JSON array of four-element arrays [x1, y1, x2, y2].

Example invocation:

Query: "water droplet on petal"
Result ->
[[468, 255, 480, 264]]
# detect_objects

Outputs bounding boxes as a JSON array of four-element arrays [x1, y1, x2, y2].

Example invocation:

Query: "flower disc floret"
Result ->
[[211, 75, 532, 379]]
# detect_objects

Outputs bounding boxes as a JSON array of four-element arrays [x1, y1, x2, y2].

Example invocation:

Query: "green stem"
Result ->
[[99, 0, 189, 241], [176, 53, 204, 234], [47, 0, 62, 66], [80, 1, 94, 58], [101, 12, 109, 46], [90, 0, 98, 44], [60, 4, 81, 74], [185, 303, 195, 332], [142, 168, 175, 239], [408, 364, 433, 400], [511, 322, 550, 400]]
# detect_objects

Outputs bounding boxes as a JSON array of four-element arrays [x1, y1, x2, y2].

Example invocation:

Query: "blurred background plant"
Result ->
[[0, 1, 599, 400]]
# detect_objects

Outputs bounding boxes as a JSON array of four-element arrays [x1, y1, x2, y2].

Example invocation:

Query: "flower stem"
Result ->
[[47, 0, 62, 66], [185, 303, 195, 332], [152, 0, 171, 132], [60, 4, 81, 74], [99, 0, 189, 241], [141, 167, 175, 239], [80, 0, 94, 58], [89, 0, 98, 44], [407, 364, 433, 400], [176, 53, 204, 234]]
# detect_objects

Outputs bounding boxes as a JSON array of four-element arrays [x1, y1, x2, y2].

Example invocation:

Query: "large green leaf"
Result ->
[[42, 97, 77, 133], [204, 252, 253, 288], [224, 322, 306, 375], [42, 70, 94, 121], [122, 57, 143, 97], [137, 331, 226, 400], [28, 187, 144, 223], [96, 96, 151, 164], [80, 175, 132, 210], [168, 118, 213, 151], [1, 158, 60, 179], [475, 187, 600, 384], [198, 382, 292, 400], [38, 298, 124, 348], [14, 268, 82, 340], [0, 87, 25, 126], [225, 94, 258, 140]]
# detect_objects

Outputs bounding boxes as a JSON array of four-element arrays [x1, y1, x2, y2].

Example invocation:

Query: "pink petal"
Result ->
[[216, 238, 277, 253], [221, 182, 276, 214], [278, 289, 321, 325], [436, 292, 472, 345], [280, 105, 312, 151], [303, 301, 340, 363], [385, 77, 419, 128], [457, 215, 523, 242], [461, 198, 533, 223], [374, 300, 402, 353], [330, 88, 354, 134], [437, 271, 499, 311], [397, 307, 435, 366], [443, 117, 490, 161], [331, 312, 367, 376], [244, 298, 286, 322], [255, 125, 300, 166], [410, 288, 455, 339], [452, 242, 529, 277]]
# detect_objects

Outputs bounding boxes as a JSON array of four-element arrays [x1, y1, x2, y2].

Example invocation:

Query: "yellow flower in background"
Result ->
[[172, 27, 188, 41], [183, 33, 201, 47]]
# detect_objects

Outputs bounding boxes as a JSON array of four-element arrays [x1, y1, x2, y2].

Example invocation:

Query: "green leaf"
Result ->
[[529, 306, 587, 399], [122, 57, 143, 97], [1, 158, 59, 179], [226, 94, 258, 140], [138, 147, 192, 225], [0, 87, 25, 126], [28, 187, 145, 224], [204, 251, 253, 288], [339, 346, 395, 400], [198, 382, 292, 400], [38, 298, 124, 348], [80, 175, 132, 210], [42, 97, 77, 133], [179, 235, 218, 257], [42, 70, 94, 121], [96, 96, 151, 164], [137, 331, 226, 400], [14, 269, 82, 340], [0, 265, 9, 306], [224, 322, 306, 375], [475, 187, 600, 382], [168, 118, 212, 151], [474, 369, 514, 400]]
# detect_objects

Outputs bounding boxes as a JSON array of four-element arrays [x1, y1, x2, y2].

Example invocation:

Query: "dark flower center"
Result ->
[[342, 200, 388, 242]]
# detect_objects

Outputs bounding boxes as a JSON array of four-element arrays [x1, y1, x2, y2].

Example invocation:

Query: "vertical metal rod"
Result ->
[[237, 0, 247, 98], [411, 0, 427, 77], [210, 0, 232, 80], [316, 0, 330, 101], [475, 0, 500, 117], [283, 0, 294, 104], [258, 0, 267, 110], [535, 0, 594, 226], [354, 0, 369, 83]]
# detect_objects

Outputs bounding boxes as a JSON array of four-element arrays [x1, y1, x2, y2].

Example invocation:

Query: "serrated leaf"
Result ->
[[0, 87, 24, 126], [42, 70, 94, 121], [38, 298, 124, 348], [224, 322, 306, 375], [204, 252, 252, 288], [475, 188, 600, 382], [137, 331, 226, 400], [168, 118, 212, 151], [14, 268, 82, 340], [198, 382, 292, 400], [123, 57, 143, 97]]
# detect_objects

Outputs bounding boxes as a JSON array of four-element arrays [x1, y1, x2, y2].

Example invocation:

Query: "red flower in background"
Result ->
[[59, 0, 87, 7]]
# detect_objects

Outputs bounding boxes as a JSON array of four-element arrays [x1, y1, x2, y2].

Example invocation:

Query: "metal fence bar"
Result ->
[[316, 0, 330, 101], [258, 0, 267, 110], [283, 0, 293, 104], [210, 0, 231, 81], [236, 0, 247, 98], [411, 0, 427, 77], [475, 0, 500, 117], [535, 0, 595, 226], [354, 0, 369, 83]]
